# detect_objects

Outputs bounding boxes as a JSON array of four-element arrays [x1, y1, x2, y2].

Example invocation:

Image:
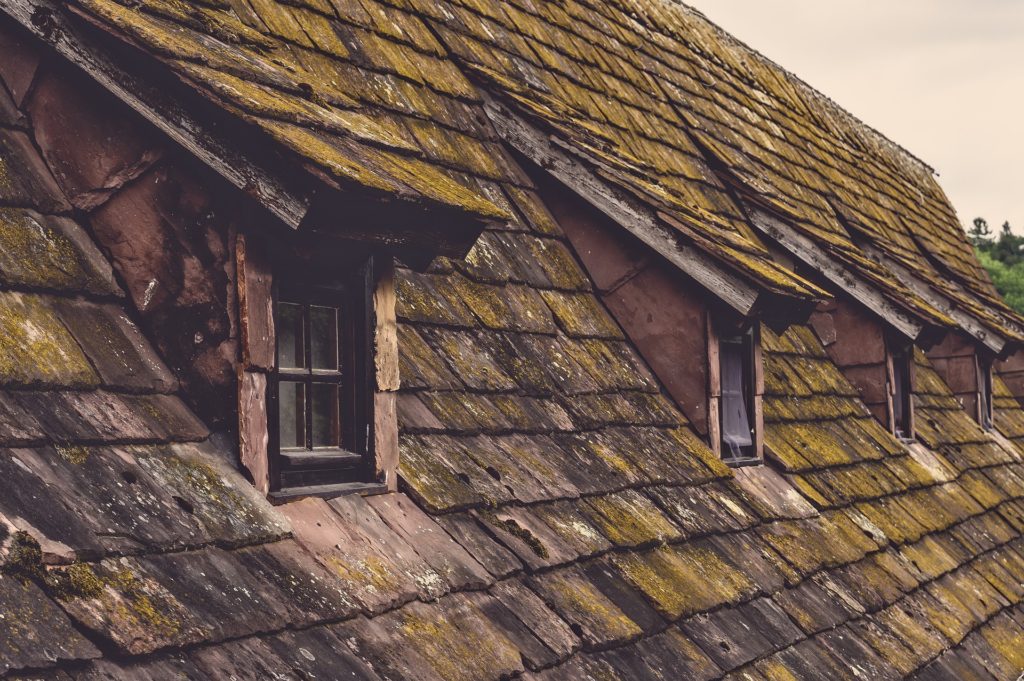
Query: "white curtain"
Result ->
[[721, 340, 753, 459]]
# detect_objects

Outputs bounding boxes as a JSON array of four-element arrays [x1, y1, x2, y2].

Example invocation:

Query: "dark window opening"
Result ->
[[979, 356, 993, 431], [891, 344, 913, 439], [720, 329, 757, 463], [270, 269, 373, 492]]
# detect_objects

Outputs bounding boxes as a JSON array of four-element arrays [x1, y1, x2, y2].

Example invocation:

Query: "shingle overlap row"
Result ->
[[1, 1, 1024, 679]]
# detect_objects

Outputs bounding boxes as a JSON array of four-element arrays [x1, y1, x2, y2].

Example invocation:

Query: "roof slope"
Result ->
[[39, 0, 824, 307], [61, 0, 1022, 341], [1, 77, 1024, 678], [67, 0, 521, 221], [390, 191, 1024, 679], [404, 0, 1020, 335]]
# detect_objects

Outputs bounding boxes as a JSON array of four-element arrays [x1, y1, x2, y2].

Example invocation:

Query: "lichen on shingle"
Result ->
[[0, 292, 98, 388]]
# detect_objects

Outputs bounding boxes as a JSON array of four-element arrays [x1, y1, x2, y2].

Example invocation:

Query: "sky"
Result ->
[[686, 0, 1024, 235]]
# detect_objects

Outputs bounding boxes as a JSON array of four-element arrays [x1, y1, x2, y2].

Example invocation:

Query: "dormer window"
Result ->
[[978, 355, 993, 430], [712, 321, 763, 465], [890, 342, 913, 440], [269, 272, 374, 495]]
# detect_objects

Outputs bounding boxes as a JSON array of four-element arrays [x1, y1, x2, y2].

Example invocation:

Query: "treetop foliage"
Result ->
[[971, 218, 1024, 313]]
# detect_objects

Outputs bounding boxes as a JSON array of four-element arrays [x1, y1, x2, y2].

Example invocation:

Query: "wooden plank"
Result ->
[[748, 210, 925, 341], [373, 257, 399, 392], [280, 450, 362, 469], [236, 234, 275, 371], [374, 391, 398, 492], [859, 243, 1011, 356], [268, 481, 388, 503], [752, 394, 765, 461], [484, 96, 761, 317], [706, 310, 721, 456], [1, 0, 309, 228], [238, 369, 270, 494]]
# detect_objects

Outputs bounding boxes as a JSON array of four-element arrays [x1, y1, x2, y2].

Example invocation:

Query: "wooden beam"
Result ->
[[860, 243, 1011, 357], [748, 209, 925, 341], [0, 0, 310, 228], [484, 96, 761, 317]]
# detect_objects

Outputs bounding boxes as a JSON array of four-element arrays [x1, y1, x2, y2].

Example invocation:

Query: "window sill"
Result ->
[[268, 481, 388, 504], [723, 457, 762, 469]]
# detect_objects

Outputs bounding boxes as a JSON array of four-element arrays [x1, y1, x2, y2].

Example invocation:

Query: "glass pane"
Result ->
[[720, 337, 753, 459], [982, 365, 993, 429], [892, 350, 908, 436], [311, 383, 340, 448], [310, 305, 339, 370], [277, 302, 305, 369], [278, 381, 306, 449]]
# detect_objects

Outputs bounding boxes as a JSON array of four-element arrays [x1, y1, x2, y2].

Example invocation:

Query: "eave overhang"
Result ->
[[484, 95, 826, 327], [747, 209, 947, 348], [1, 0, 499, 269], [858, 243, 1018, 359]]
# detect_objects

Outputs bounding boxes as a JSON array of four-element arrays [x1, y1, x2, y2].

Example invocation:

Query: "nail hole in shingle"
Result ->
[[457, 473, 471, 484], [173, 496, 195, 515], [719, 641, 731, 652], [486, 466, 502, 481], [121, 470, 138, 485]]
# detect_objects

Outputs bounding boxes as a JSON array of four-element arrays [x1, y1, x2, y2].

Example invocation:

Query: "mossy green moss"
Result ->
[[0, 292, 98, 388], [56, 445, 91, 465], [2, 531, 44, 582], [398, 603, 521, 681], [448, 276, 510, 330], [541, 569, 641, 642], [585, 492, 677, 546], [48, 562, 106, 600], [0, 210, 103, 293]]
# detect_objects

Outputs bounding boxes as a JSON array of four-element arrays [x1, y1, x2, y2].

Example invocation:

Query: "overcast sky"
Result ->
[[686, 0, 1024, 235]]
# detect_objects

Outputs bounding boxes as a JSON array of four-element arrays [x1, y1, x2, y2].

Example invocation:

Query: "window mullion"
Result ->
[[304, 303, 313, 451]]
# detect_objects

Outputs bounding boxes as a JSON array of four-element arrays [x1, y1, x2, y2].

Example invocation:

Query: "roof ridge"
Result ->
[[670, 0, 937, 177]]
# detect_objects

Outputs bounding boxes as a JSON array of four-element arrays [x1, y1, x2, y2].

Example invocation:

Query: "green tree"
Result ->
[[976, 249, 1024, 313], [969, 217, 992, 247], [973, 218, 1024, 313]]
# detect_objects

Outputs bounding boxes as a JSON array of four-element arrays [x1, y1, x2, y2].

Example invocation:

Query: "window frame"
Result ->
[[267, 262, 375, 493], [710, 319, 763, 467], [978, 354, 994, 431], [888, 341, 914, 440]]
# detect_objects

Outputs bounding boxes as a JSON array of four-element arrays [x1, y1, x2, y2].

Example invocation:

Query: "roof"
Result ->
[[3, 90, 1024, 674], [36, 0, 1019, 343], [2, 1, 1024, 679], [64, 0, 529, 225]]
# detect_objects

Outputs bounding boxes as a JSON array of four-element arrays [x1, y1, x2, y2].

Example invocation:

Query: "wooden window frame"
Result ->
[[978, 354, 994, 431], [887, 339, 915, 441], [267, 262, 376, 495], [708, 317, 763, 466]]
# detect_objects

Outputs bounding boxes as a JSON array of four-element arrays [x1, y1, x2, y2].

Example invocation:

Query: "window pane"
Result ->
[[311, 383, 340, 448], [720, 337, 753, 459], [278, 381, 306, 449], [981, 362, 993, 430], [277, 302, 305, 369], [892, 348, 911, 437], [310, 305, 339, 370]]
